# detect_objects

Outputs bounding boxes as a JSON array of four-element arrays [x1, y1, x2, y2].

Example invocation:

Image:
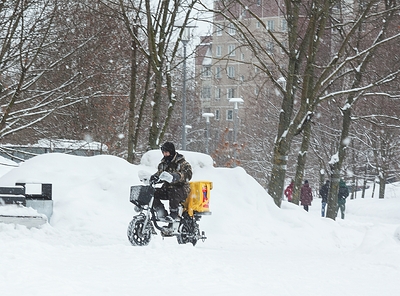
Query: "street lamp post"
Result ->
[[181, 37, 188, 150], [229, 98, 244, 166], [179, 26, 195, 150], [185, 125, 192, 142], [202, 113, 214, 154]]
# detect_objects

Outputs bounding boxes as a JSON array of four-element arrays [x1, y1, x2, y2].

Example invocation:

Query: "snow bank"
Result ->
[[0, 151, 398, 251]]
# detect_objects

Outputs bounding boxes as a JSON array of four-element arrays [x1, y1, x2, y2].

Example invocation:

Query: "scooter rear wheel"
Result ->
[[127, 214, 152, 246], [177, 217, 200, 246]]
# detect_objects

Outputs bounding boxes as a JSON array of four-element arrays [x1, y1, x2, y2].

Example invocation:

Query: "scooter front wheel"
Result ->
[[127, 214, 152, 246]]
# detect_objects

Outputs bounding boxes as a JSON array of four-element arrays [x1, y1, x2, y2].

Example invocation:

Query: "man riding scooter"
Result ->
[[150, 142, 192, 222]]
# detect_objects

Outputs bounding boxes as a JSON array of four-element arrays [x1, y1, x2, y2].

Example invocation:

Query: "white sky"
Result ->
[[0, 150, 399, 296]]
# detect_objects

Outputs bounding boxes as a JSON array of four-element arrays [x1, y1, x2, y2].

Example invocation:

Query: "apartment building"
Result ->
[[195, 0, 287, 154]]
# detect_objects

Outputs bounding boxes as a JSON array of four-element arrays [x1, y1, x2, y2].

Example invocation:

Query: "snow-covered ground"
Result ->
[[0, 151, 399, 296]]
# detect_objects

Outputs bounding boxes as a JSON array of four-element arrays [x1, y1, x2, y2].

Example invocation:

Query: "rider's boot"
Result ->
[[155, 205, 168, 220], [150, 225, 157, 235], [165, 208, 179, 222]]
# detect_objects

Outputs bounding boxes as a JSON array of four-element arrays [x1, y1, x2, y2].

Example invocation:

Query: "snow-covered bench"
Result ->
[[0, 183, 53, 221], [0, 185, 26, 206]]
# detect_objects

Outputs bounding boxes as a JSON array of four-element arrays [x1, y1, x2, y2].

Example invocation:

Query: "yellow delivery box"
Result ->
[[184, 181, 212, 217]]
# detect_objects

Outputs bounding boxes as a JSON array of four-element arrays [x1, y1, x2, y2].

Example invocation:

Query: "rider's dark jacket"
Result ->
[[153, 152, 192, 200]]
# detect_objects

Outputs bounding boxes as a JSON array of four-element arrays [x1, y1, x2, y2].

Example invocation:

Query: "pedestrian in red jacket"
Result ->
[[284, 180, 294, 202], [300, 180, 313, 212]]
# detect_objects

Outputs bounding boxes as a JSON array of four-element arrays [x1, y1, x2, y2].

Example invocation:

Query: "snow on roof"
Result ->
[[2, 139, 108, 151]]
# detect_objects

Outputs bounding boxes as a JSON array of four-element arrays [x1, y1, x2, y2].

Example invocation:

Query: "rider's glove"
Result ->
[[159, 171, 173, 183], [159, 171, 180, 183], [150, 174, 159, 183]]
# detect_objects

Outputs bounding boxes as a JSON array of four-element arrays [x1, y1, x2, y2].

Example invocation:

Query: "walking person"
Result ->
[[284, 180, 294, 202], [319, 180, 330, 217], [337, 179, 349, 219], [300, 180, 313, 212]]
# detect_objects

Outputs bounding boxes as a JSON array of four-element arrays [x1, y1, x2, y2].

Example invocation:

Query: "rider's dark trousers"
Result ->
[[153, 185, 189, 212]]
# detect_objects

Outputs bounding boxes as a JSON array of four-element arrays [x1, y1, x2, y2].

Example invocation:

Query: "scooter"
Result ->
[[127, 172, 212, 246]]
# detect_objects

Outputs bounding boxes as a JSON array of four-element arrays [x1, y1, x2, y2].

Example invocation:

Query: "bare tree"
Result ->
[[0, 0, 98, 142], [209, 0, 400, 210], [97, 0, 202, 163], [325, 0, 400, 219]]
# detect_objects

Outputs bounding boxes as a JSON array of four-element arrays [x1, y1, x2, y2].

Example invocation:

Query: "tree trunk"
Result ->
[[133, 62, 152, 152], [319, 169, 325, 191], [268, 145, 289, 207], [158, 69, 176, 143], [326, 170, 339, 219], [371, 180, 376, 198], [361, 164, 368, 199], [127, 25, 138, 163], [326, 100, 353, 220], [292, 122, 312, 205], [378, 174, 386, 199], [148, 69, 163, 149], [350, 141, 356, 199]]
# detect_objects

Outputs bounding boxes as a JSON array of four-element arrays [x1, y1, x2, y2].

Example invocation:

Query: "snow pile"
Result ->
[[0, 156, 18, 176], [0, 204, 45, 217], [0, 151, 399, 296]]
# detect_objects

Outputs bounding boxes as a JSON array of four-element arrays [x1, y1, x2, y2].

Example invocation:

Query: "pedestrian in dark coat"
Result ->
[[319, 180, 330, 217], [337, 179, 349, 219], [284, 180, 294, 202], [300, 180, 313, 212]]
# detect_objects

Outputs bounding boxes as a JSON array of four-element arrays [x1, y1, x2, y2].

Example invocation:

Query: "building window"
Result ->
[[215, 109, 220, 120], [256, 21, 260, 28], [267, 20, 275, 31], [266, 41, 274, 53], [227, 88, 235, 99], [202, 66, 211, 77], [227, 66, 235, 78], [216, 45, 222, 57], [241, 53, 245, 61], [202, 86, 211, 99], [216, 24, 223, 36], [228, 23, 236, 35], [215, 66, 222, 79], [227, 109, 233, 121], [228, 44, 236, 56], [281, 19, 287, 32], [240, 8, 247, 19], [281, 41, 288, 54], [215, 88, 221, 100]]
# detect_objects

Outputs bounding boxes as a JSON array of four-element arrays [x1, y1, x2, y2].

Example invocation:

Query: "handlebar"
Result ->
[[150, 176, 165, 187]]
